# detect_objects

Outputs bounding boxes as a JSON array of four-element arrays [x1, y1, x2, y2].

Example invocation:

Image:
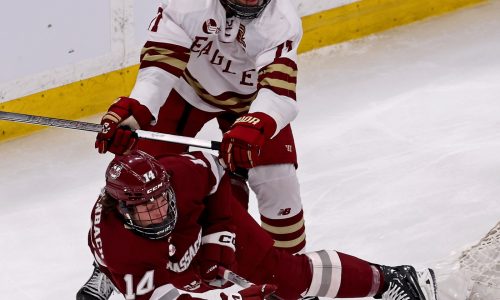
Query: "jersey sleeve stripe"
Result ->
[[258, 58, 298, 100], [142, 41, 191, 56], [139, 42, 190, 76], [259, 81, 297, 100]]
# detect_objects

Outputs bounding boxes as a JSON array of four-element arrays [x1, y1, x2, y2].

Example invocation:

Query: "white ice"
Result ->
[[1, 2, 499, 299]]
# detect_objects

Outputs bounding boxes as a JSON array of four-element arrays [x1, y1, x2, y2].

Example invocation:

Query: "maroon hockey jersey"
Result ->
[[88, 152, 230, 297], [87, 152, 284, 299]]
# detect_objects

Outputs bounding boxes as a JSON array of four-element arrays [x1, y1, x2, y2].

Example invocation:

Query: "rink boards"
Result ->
[[0, 0, 485, 142]]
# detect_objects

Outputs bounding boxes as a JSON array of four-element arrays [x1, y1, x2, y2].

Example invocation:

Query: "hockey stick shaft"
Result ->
[[218, 267, 284, 300], [0, 111, 221, 150]]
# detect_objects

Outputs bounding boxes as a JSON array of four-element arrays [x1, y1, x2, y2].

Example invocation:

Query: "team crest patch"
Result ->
[[202, 19, 220, 34], [108, 164, 122, 179]]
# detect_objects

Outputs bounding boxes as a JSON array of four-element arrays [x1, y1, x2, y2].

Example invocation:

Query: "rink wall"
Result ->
[[0, 0, 486, 142]]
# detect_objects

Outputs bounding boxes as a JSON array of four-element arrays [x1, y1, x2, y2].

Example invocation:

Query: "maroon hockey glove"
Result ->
[[220, 112, 277, 171], [220, 284, 278, 300], [199, 232, 236, 287], [95, 97, 152, 155]]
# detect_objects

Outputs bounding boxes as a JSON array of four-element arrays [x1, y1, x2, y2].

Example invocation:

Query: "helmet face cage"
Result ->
[[118, 187, 177, 239], [220, 0, 271, 19], [104, 151, 178, 239]]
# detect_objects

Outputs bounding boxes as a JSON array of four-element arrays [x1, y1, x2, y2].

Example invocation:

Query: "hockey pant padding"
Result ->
[[303, 250, 382, 298], [248, 164, 305, 253]]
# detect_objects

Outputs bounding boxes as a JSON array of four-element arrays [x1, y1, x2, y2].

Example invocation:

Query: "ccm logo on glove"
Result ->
[[218, 234, 236, 245], [199, 231, 236, 287], [202, 231, 236, 250]]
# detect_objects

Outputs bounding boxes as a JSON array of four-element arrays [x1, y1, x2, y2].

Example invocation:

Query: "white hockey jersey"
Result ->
[[129, 0, 302, 135]]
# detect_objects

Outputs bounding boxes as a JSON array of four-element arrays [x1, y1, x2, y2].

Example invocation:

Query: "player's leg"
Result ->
[[300, 250, 437, 300], [249, 247, 437, 300], [232, 202, 381, 300], [230, 195, 310, 299], [248, 125, 306, 254], [137, 90, 216, 157]]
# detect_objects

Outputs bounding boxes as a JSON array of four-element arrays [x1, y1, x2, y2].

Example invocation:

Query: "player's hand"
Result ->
[[220, 284, 278, 300], [220, 113, 276, 171], [95, 97, 152, 155], [199, 232, 236, 287]]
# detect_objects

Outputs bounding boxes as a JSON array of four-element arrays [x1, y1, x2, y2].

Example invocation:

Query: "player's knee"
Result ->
[[248, 164, 302, 215]]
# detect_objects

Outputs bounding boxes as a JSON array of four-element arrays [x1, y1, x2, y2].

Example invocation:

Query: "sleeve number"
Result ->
[[149, 7, 163, 32], [124, 270, 155, 300], [275, 40, 293, 58]]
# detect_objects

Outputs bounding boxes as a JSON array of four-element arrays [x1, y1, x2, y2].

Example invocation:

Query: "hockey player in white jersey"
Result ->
[[95, 0, 307, 254]]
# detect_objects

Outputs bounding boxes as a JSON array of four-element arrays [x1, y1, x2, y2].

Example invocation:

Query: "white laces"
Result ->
[[85, 269, 114, 300], [382, 282, 411, 300]]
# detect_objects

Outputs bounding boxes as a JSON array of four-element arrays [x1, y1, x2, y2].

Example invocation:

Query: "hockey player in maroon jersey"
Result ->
[[95, 0, 306, 254], [77, 151, 438, 300]]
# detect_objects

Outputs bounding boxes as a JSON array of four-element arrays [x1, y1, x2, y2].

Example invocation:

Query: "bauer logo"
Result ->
[[108, 164, 122, 179], [202, 19, 220, 34]]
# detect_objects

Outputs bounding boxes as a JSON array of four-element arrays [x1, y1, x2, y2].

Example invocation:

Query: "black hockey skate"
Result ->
[[76, 262, 114, 300], [377, 265, 437, 300]]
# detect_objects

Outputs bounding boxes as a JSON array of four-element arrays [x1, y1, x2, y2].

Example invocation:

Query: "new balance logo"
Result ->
[[278, 208, 291, 216]]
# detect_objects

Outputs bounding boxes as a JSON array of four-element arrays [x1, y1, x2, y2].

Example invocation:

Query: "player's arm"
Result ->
[[177, 152, 234, 233], [182, 152, 237, 287], [219, 23, 302, 170], [129, 3, 192, 120], [198, 174, 237, 287], [250, 25, 302, 135], [95, 3, 192, 155]]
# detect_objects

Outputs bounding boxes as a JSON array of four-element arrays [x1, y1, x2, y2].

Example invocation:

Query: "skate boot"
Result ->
[[378, 265, 437, 300], [76, 262, 115, 300]]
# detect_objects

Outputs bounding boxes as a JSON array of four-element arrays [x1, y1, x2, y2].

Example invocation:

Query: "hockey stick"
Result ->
[[0, 111, 221, 150], [218, 267, 284, 300]]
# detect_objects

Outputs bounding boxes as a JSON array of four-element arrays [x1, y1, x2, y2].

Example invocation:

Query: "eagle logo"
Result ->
[[202, 19, 220, 34]]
